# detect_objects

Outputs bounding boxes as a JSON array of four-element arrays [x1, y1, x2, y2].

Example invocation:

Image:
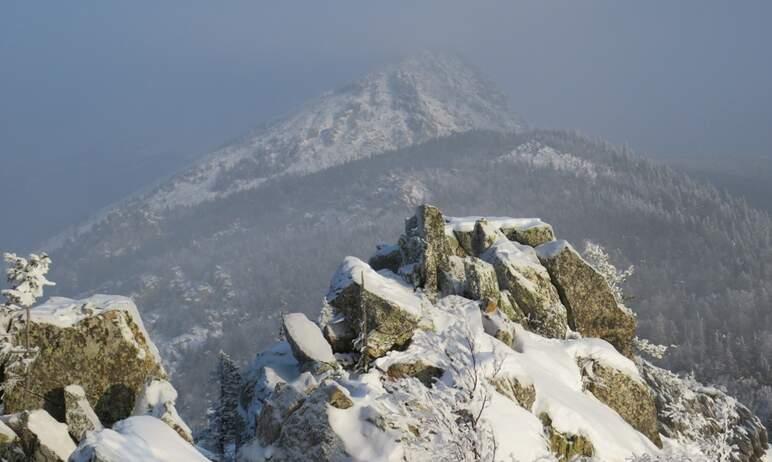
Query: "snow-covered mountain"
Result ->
[[137, 52, 521, 212], [45, 53, 772, 437]]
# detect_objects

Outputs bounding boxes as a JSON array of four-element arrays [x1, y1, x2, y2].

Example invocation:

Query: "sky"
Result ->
[[2, 1, 771, 250]]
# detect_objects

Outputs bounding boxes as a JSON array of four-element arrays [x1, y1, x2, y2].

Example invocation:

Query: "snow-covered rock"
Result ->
[[282, 313, 337, 370], [325, 257, 424, 359], [536, 240, 637, 357], [482, 239, 569, 339], [132, 378, 193, 443], [70, 416, 208, 462], [234, 204, 744, 461], [1, 295, 166, 426], [1, 410, 76, 462], [398, 204, 452, 293], [64, 384, 103, 442]]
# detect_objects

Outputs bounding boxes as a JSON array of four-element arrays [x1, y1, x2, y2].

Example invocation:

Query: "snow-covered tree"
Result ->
[[1, 252, 55, 393], [582, 241, 634, 308], [582, 243, 672, 360], [204, 351, 245, 461]]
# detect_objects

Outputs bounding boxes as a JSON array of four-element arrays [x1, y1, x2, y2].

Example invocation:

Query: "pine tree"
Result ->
[[208, 350, 245, 462]]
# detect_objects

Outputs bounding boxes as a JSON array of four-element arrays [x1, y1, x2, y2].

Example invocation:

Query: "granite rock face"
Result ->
[[1, 296, 166, 427], [536, 241, 637, 357], [324, 257, 422, 359]]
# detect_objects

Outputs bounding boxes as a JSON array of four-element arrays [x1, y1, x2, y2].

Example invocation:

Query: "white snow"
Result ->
[[132, 379, 192, 439], [328, 403, 403, 462], [71, 416, 208, 462], [373, 296, 658, 461], [28, 294, 163, 365], [535, 239, 571, 259], [497, 141, 610, 180], [283, 313, 336, 364], [445, 216, 549, 234], [133, 53, 522, 213], [328, 257, 425, 318]]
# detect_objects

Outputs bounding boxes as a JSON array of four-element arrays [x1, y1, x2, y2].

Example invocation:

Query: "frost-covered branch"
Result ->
[[388, 323, 499, 462]]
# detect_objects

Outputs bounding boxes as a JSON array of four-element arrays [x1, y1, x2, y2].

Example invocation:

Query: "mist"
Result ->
[[2, 0, 772, 250]]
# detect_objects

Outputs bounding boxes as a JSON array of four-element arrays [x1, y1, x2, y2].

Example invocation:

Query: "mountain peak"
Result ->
[[143, 52, 522, 212]]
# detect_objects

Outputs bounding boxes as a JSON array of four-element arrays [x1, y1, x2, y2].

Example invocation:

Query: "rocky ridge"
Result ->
[[0, 296, 200, 461], [232, 204, 769, 462]]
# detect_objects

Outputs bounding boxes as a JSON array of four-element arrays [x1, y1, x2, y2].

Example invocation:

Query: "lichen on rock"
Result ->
[[1, 296, 166, 427]]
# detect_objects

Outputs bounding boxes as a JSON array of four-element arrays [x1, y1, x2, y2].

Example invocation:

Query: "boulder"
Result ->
[[256, 382, 308, 445], [471, 219, 508, 256], [491, 376, 535, 409], [131, 378, 193, 443], [1, 409, 76, 462], [497, 290, 526, 324], [0, 420, 25, 461], [325, 257, 422, 359], [282, 313, 337, 371], [2, 296, 166, 426], [438, 256, 499, 305], [482, 240, 568, 338], [438, 255, 466, 297], [271, 383, 352, 462], [463, 257, 500, 304], [386, 361, 444, 387], [368, 244, 402, 273], [481, 309, 517, 347], [321, 316, 356, 354], [499, 220, 555, 247], [64, 384, 103, 443], [398, 204, 450, 292], [539, 413, 594, 462], [444, 230, 467, 258], [536, 241, 636, 357], [579, 361, 661, 447], [641, 361, 768, 462]]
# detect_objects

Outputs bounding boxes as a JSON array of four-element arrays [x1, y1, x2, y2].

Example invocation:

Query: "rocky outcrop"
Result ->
[[1, 409, 76, 462], [131, 378, 193, 443], [539, 413, 594, 462], [325, 257, 423, 359], [641, 361, 768, 462], [256, 382, 308, 445], [64, 385, 103, 443], [398, 204, 450, 293], [1, 296, 166, 426], [500, 220, 555, 247], [536, 241, 636, 357], [368, 244, 402, 273], [270, 383, 353, 462], [483, 240, 569, 338], [580, 361, 661, 447]]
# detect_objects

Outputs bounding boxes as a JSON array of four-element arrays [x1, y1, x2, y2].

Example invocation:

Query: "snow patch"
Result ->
[[71, 416, 208, 462]]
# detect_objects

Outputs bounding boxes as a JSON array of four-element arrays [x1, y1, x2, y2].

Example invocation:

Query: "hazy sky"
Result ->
[[2, 1, 771, 250]]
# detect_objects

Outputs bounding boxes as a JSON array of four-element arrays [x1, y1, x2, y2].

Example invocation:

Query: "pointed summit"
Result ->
[[145, 52, 522, 211]]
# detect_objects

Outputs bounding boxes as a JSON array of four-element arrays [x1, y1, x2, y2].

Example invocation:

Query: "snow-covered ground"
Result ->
[[70, 416, 208, 462]]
